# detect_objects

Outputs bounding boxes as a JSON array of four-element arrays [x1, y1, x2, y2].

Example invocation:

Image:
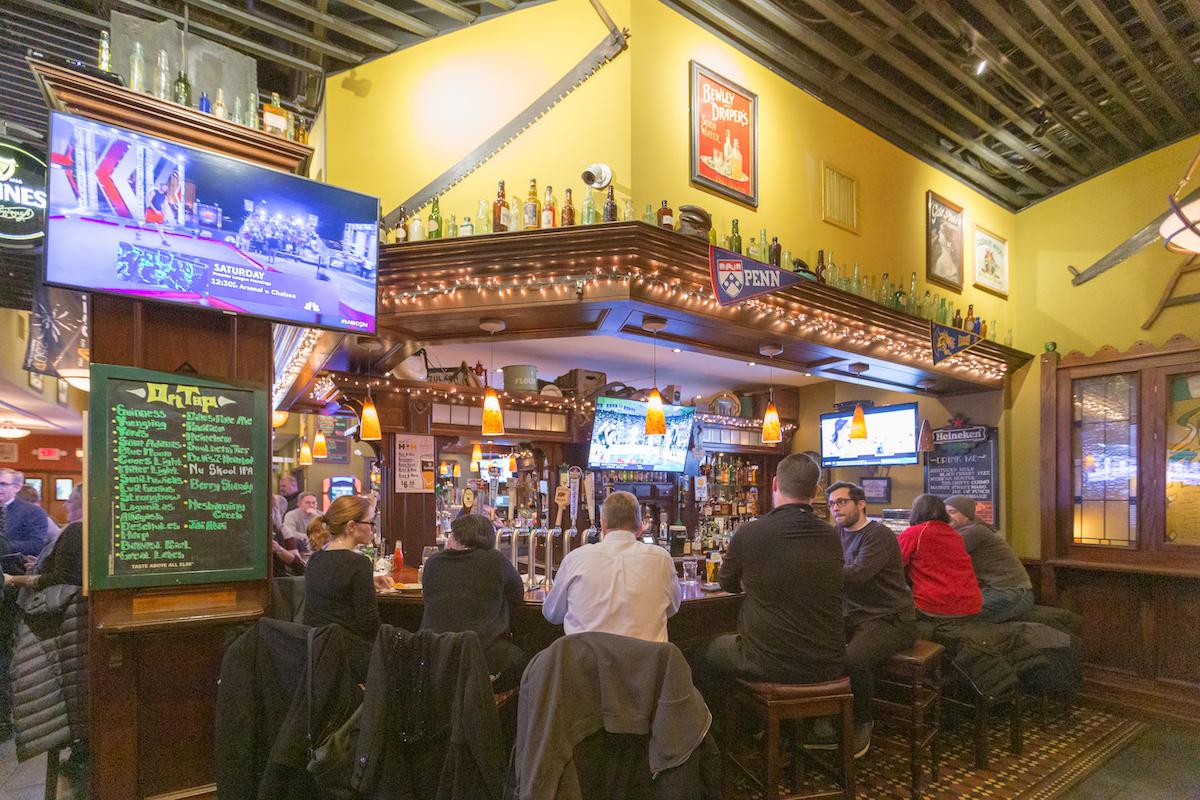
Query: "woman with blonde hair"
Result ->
[[302, 495, 393, 639]]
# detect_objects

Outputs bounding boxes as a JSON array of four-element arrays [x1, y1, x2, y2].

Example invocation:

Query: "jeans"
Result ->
[[980, 586, 1035, 623], [845, 616, 916, 726]]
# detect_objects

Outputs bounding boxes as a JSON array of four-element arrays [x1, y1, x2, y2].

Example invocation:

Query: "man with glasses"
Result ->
[[826, 481, 915, 758], [0, 470, 47, 560]]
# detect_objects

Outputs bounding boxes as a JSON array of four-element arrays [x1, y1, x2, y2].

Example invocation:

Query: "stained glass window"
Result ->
[[1072, 374, 1138, 546], [1167, 373, 1200, 547]]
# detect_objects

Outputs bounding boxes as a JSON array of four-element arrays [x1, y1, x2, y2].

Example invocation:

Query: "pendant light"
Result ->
[[471, 442, 483, 467], [480, 319, 506, 436], [1160, 146, 1200, 254], [298, 417, 314, 465], [0, 421, 31, 439], [918, 418, 935, 453], [509, 453, 518, 473], [759, 344, 783, 444], [272, 409, 289, 428], [849, 403, 868, 440], [313, 426, 328, 458], [359, 384, 382, 441], [643, 316, 667, 436]]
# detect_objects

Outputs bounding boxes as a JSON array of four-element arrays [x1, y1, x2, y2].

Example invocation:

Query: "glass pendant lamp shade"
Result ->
[[482, 387, 505, 435], [1161, 196, 1200, 254], [645, 388, 667, 436], [761, 401, 782, 443], [298, 437, 313, 466], [272, 410, 289, 428], [509, 454, 518, 472], [57, 367, 90, 392], [471, 443, 483, 464], [360, 394, 382, 441], [313, 428, 328, 458], [918, 418, 935, 452], [849, 402, 868, 440]]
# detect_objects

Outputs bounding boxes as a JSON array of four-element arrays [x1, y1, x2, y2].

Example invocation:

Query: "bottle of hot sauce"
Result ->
[[391, 541, 405, 581], [492, 180, 509, 233]]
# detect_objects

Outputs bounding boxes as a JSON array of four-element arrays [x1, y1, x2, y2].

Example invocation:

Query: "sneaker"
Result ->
[[802, 718, 838, 750], [852, 721, 873, 759]]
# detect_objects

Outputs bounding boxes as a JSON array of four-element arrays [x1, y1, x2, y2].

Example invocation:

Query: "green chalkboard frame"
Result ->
[[87, 363, 270, 590]]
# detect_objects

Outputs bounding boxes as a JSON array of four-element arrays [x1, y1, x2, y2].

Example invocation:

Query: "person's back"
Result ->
[[957, 521, 1030, 591], [897, 495, 983, 618], [543, 491, 681, 643], [301, 496, 383, 640], [720, 503, 845, 682]]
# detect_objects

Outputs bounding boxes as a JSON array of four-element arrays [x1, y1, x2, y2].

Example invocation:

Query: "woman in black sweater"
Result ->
[[420, 514, 527, 689], [303, 495, 392, 640]]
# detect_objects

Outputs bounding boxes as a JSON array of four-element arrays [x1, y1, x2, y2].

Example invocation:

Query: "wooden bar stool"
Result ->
[[872, 640, 944, 800], [725, 677, 856, 800]]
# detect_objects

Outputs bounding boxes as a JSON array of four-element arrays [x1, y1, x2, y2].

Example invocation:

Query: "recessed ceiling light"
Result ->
[[672, 348, 681, 353], [747, 361, 756, 367], [694, 395, 702, 400]]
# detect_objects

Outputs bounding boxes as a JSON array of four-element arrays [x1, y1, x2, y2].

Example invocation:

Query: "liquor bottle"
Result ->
[[492, 180, 510, 232], [560, 188, 576, 226], [246, 91, 259, 128], [446, 213, 458, 238], [214, 88, 227, 120], [964, 304, 975, 332], [524, 179, 541, 229], [154, 49, 169, 100], [603, 187, 618, 222], [643, 203, 655, 224], [541, 185, 557, 228], [198, 91, 211, 113], [125, 42, 146, 93], [656, 200, 674, 230], [979, 319, 988, 339], [623, 199, 635, 222], [392, 215, 406, 244], [582, 189, 597, 225], [730, 220, 742, 254], [747, 237, 759, 261], [710, 228, 719, 246], [953, 307, 963, 329], [476, 199, 491, 234], [827, 252, 840, 288], [815, 250, 827, 283], [173, 70, 191, 106], [768, 236, 781, 267], [98, 30, 111, 72], [427, 196, 443, 239], [408, 214, 426, 241], [879, 272, 891, 305]]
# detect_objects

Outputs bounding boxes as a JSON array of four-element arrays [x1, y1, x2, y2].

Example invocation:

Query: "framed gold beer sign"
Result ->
[[690, 62, 758, 207]]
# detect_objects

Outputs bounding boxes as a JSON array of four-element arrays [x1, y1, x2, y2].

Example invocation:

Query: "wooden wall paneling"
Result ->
[[1155, 576, 1200, 687], [1140, 369, 1166, 553], [1039, 352, 1060, 602], [1058, 568, 1141, 674]]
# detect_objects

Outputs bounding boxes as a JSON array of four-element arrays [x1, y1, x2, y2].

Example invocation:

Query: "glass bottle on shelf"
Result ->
[[392, 215, 406, 244], [768, 236, 781, 267], [154, 49, 169, 100], [446, 213, 458, 238], [427, 196, 443, 240], [509, 191, 524, 232], [582, 188, 597, 225], [815, 250, 827, 283], [729, 220, 742, 254], [524, 179, 541, 229], [657, 200, 674, 229], [98, 30, 111, 72], [879, 272, 891, 305], [828, 252, 840, 289], [493, 180, 509, 233], [747, 237, 759, 261], [861, 274, 874, 300], [964, 303, 975, 332], [623, 198, 635, 222], [233, 96, 243, 126], [560, 188, 575, 226], [198, 91, 211, 113], [979, 319, 987, 339], [407, 213, 426, 242], [246, 91, 258, 128], [989, 320, 997, 341], [782, 248, 792, 266], [643, 203, 655, 224], [602, 187, 618, 222], [214, 87, 227, 120], [173, 71, 191, 106], [851, 262, 861, 296], [541, 185, 557, 229], [908, 272, 919, 314], [953, 307, 963, 329], [476, 199, 491, 233]]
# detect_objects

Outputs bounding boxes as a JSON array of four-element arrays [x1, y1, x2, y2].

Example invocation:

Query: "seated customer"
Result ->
[[945, 496, 1034, 623], [543, 491, 681, 642], [421, 514, 527, 689], [270, 494, 306, 577], [282, 492, 320, 545], [692, 453, 845, 693], [303, 495, 393, 640], [828, 481, 915, 755], [897, 495, 982, 620], [5, 484, 83, 591]]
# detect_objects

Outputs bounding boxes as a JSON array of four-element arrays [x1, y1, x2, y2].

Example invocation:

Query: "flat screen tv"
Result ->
[[819, 402, 919, 468], [43, 111, 379, 334], [587, 397, 695, 473]]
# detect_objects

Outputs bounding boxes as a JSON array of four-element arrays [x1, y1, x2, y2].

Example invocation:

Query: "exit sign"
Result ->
[[36, 447, 62, 461]]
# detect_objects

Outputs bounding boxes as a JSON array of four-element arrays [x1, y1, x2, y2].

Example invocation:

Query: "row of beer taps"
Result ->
[[496, 524, 599, 590]]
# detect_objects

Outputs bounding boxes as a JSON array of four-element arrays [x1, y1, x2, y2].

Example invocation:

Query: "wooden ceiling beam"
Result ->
[[1075, 1, 1189, 130], [255, 0, 399, 52], [787, 0, 1060, 194], [969, 2, 1140, 155], [411, 0, 477, 25], [1023, 0, 1166, 142], [671, 0, 1028, 208], [912, 0, 1112, 167], [337, 0, 438, 38], [1129, 0, 1200, 100], [182, 0, 364, 63], [729, 0, 1041, 199], [856, 0, 1087, 181]]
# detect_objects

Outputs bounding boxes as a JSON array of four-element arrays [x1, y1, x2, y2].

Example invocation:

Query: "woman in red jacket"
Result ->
[[897, 494, 982, 618]]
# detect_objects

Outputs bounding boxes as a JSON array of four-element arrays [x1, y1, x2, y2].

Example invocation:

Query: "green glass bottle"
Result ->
[[730, 219, 742, 254], [582, 189, 597, 225], [427, 197, 443, 240], [173, 71, 191, 106], [643, 203, 655, 224]]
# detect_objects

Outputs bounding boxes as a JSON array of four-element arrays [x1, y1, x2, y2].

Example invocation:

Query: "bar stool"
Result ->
[[872, 640, 944, 800], [725, 677, 856, 800]]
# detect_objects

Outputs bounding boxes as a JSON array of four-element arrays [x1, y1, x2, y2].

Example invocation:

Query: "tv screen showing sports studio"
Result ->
[[819, 402, 919, 468], [587, 397, 695, 473], [43, 111, 378, 334]]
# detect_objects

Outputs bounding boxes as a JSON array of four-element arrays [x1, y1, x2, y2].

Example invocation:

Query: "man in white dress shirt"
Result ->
[[542, 491, 681, 642]]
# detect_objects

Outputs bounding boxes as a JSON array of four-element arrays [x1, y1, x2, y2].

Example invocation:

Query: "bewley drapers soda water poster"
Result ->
[[690, 61, 758, 207]]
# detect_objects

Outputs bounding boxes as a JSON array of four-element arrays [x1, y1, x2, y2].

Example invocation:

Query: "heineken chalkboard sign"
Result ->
[[0, 136, 46, 247], [88, 364, 268, 589], [924, 425, 1000, 528]]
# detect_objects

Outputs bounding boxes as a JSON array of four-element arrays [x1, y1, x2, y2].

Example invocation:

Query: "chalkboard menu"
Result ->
[[88, 364, 268, 589], [315, 415, 354, 465], [924, 426, 1000, 528]]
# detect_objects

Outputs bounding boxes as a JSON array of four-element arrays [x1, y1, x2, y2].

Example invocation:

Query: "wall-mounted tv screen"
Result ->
[[587, 397, 694, 473], [819, 402, 919, 468], [44, 111, 378, 334]]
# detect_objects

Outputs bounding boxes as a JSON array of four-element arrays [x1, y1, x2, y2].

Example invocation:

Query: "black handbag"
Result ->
[[305, 627, 363, 798]]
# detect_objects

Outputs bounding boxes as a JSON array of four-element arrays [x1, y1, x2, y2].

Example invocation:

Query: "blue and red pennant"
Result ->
[[930, 322, 982, 365], [709, 246, 804, 306]]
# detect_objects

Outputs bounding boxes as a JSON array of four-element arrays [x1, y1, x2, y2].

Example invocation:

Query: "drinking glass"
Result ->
[[421, 546, 439, 565], [682, 560, 698, 583]]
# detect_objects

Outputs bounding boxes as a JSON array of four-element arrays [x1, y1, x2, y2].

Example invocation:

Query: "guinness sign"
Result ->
[[0, 136, 47, 247]]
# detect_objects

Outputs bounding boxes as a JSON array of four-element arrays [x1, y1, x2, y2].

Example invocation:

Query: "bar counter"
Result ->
[[377, 571, 743, 654]]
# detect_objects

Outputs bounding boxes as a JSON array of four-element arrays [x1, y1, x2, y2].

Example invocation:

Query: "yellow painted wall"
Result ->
[[629, 1, 1013, 335], [1005, 134, 1200, 557], [323, 0, 633, 230]]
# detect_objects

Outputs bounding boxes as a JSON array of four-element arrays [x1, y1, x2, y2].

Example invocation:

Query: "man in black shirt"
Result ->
[[693, 454, 845, 698], [828, 481, 915, 757]]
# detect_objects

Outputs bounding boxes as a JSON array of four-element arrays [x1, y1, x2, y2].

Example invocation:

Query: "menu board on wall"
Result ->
[[88, 364, 268, 589], [315, 415, 354, 465], [925, 426, 1000, 527], [394, 434, 435, 493]]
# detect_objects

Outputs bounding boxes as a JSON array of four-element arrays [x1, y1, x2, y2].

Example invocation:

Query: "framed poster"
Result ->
[[926, 191, 964, 292], [973, 225, 1009, 298], [54, 478, 73, 501], [860, 477, 892, 504], [690, 61, 758, 207], [56, 379, 69, 406], [27, 371, 43, 392]]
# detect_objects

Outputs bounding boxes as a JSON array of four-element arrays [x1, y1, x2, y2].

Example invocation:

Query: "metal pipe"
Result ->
[[254, 0, 398, 52], [524, 527, 541, 590], [543, 527, 560, 590], [563, 526, 576, 559]]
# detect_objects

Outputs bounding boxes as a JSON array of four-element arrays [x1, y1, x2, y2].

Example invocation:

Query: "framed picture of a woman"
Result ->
[[926, 191, 964, 292]]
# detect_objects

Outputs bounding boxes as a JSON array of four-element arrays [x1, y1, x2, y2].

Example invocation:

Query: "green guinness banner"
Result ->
[[0, 136, 47, 247]]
